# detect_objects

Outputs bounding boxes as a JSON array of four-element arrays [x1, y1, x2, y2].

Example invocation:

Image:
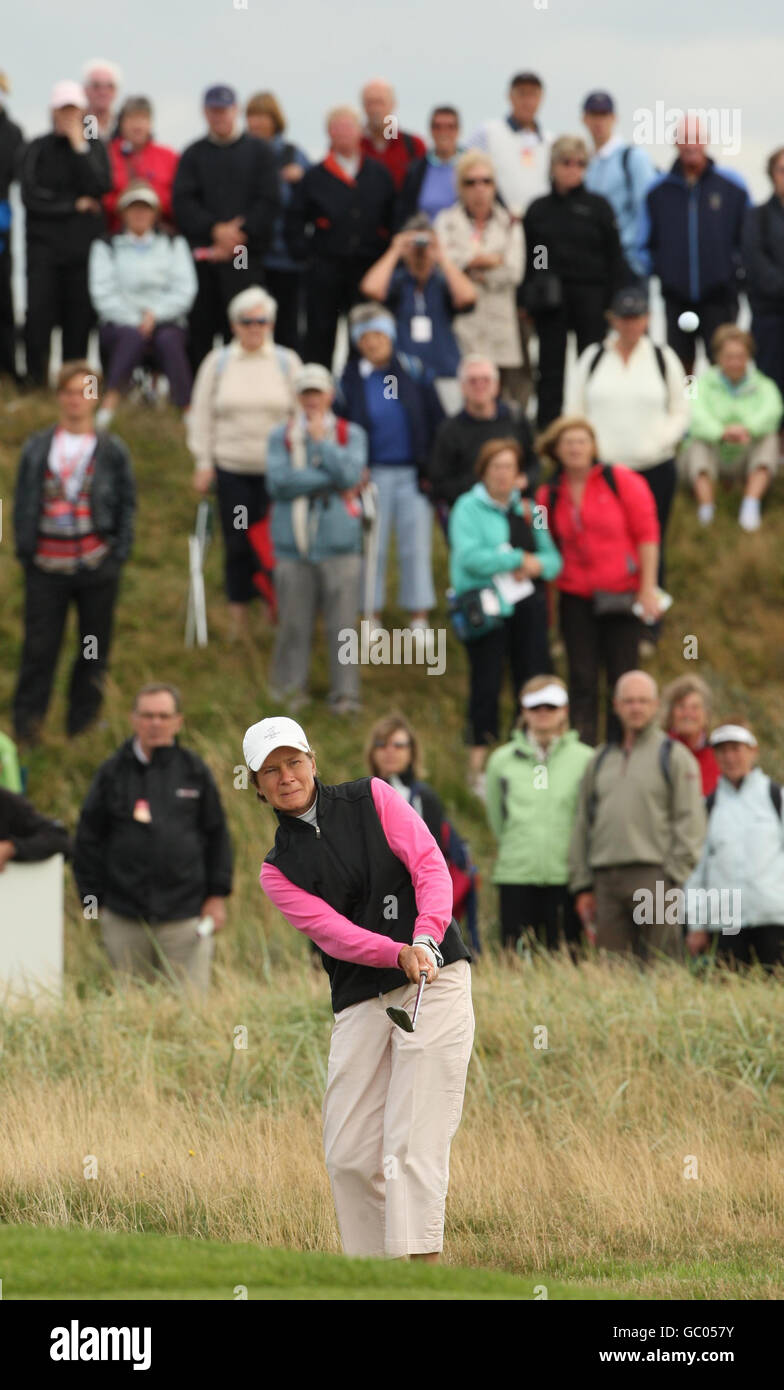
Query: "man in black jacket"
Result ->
[[12, 360, 135, 743], [742, 147, 784, 398], [21, 80, 111, 386], [74, 683, 233, 993], [173, 84, 279, 371], [429, 353, 539, 510], [0, 788, 71, 871], [286, 105, 395, 367], [0, 75, 24, 380]]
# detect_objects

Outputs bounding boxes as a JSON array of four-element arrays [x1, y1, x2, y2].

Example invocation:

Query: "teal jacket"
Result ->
[[448, 482, 562, 615], [688, 363, 783, 465], [486, 728, 594, 885]]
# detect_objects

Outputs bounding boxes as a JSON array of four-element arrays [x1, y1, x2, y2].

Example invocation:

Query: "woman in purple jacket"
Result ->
[[244, 714, 474, 1262]]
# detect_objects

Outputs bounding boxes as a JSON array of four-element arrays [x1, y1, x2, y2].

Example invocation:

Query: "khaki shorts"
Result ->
[[683, 433, 779, 483]]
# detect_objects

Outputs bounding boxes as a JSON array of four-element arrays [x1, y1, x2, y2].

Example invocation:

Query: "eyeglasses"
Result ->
[[465, 375, 494, 386], [432, 120, 458, 129], [238, 317, 269, 326], [373, 738, 411, 749], [558, 158, 587, 168], [462, 176, 493, 186], [136, 711, 177, 720]]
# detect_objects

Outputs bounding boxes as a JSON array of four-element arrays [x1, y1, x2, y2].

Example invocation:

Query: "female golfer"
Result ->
[[243, 715, 474, 1260]]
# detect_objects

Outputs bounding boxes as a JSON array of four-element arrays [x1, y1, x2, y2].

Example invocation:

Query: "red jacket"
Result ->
[[104, 138, 180, 232], [360, 130, 426, 192], [670, 733, 719, 796], [535, 463, 659, 598]]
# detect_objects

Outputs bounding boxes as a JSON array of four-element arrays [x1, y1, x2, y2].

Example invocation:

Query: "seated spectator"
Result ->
[[187, 286, 301, 638], [360, 77, 425, 192], [12, 361, 135, 744], [359, 213, 477, 412], [0, 787, 70, 869], [661, 675, 719, 797], [569, 671, 705, 961], [20, 80, 111, 386], [434, 152, 526, 405], [449, 437, 561, 798], [485, 675, 593, 952], [429, 353, 539, 511], [581, 90, 656, 280], [523, 135, 627, 428], [73, 682, 232, 995], [88, 181, 197, 425], [286, 105, 395, 369], [396, 106, 462, 226], [339, 303, 443, 627], [266, 363, 367, 715], [246, 90, 310, 355], [467, 71, 552, 218], [683, 325, 783, 531], [567, 285, 689, 587], [365, 712, 480, 951], [535, 416, 660, 747], [742, 147, 784, 399], [173, 83, 280, 372], [82, 58, 121, 142], [103, 96, 180, 233], [686, 721, 784, 970], [0, 728, 22, 792]]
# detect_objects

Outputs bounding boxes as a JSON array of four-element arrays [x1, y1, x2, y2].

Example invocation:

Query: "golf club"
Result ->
[[386, 971, 427, 1033]]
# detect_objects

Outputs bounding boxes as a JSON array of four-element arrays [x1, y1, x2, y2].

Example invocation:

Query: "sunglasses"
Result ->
[[463, 176, 494, 186], [238, 317, 269, 326], [558, 158, 587, 167], [373, 738, 411, 749]]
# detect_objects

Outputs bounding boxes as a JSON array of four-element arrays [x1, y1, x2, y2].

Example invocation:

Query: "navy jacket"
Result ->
[[638, 157, 750, 301], [338, 351, 444, 477]]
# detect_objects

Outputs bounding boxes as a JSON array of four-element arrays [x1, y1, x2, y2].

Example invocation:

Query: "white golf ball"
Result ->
[[677, 311, 700, 333]]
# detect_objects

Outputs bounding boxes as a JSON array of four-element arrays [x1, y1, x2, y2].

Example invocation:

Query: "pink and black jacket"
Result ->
[[261, 776, 470, 1013]]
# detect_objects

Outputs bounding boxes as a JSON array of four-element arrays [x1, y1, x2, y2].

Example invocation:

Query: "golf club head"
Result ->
[[386, 1005, 415, 1033]]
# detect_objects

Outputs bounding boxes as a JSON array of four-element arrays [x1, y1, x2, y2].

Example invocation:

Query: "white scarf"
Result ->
[[288, 410, 340, 558]]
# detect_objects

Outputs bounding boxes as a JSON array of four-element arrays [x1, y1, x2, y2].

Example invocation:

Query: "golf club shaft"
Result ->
[[411, 971, 427, 1030]]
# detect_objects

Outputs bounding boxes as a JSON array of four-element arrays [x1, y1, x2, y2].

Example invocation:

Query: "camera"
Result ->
[[412, 233, 431, 247]]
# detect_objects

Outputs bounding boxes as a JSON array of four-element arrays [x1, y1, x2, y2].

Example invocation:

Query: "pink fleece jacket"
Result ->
[[260, 777, 452, 968]]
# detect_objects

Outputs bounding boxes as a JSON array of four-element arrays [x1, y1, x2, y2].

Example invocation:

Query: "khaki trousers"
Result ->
[[684, 433, 779, 483], [100, 907, 215, 994], [322, 958, 474, 1258], [593, 864, 683, 962]]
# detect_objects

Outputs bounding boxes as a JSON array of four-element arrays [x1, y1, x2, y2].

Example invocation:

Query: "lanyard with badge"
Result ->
[[410, 286, 432, 344], [49, 428, 96, 528]]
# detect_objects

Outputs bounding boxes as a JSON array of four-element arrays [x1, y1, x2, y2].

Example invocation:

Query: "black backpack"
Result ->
[[705, 779, 782, 819], [587, 737, 673, 827]]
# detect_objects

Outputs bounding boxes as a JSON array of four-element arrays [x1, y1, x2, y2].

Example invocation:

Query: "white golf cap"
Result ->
[[295, 362, 333, 395], [521, 682, 569, 709], [51, 80, 88, 110], [243, 716, 310, 772], [709, 724, 757, 748], [117, 183, 160, 212]]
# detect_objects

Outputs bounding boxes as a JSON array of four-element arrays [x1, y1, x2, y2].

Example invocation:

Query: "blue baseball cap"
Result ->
[[204, 84, 236, 109], [583, 91, 615, 115]]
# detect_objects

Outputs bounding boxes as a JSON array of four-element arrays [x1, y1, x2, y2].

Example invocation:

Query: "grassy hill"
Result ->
[[0, 388, 783, 1300]]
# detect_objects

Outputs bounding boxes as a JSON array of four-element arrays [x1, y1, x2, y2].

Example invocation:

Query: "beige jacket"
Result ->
[[187, 340, 301, 475], [433, 203, 524, 367]]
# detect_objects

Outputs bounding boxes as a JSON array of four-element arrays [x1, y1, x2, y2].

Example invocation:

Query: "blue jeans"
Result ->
[[370, 465, 435, 613]]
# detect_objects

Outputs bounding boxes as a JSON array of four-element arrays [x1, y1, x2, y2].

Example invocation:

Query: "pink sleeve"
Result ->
[[616, 466, 660, 546], [260, 862, 403, 969], [370, 777, 452, 944]]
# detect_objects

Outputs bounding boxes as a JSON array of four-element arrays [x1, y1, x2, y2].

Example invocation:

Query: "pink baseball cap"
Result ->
[[51, 80, 88, 110]]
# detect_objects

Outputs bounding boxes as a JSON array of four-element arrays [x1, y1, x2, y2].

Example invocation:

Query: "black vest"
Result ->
[[265, 777, 470, 1013]]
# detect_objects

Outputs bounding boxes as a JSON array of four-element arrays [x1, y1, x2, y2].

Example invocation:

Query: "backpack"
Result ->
[[586, 340, 667, 387], [587, 736, 673, 827], [705, 779, 782, 820], [283, 416, 349, 450], [213, 341, 293, 389]]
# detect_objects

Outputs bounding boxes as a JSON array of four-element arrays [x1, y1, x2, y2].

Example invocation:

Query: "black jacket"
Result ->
[[523, 183, 627, 292], [172, 133, 279, 258], [742, 196, 784, 315], [285, 156, 395, 265], [266, 777, 470, 1013], [0, 788, 71, 861], [13, 426, 136, 564], [394, 156, 428, 229], [429, 403, 539, 506], [0, 107, 25, 203], [74, 739, 233, 923], [20, 132, 111, 261]]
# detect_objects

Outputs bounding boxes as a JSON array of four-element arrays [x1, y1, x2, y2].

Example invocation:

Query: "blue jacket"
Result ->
[[585, 141, 657, 273], [266, 418, 367, 561], [448, 482, 562, 615], [338, 351, 444, 475], [686, 768, 784, 929], [88, 233, 197, 326], [637, 157, 750, 301]]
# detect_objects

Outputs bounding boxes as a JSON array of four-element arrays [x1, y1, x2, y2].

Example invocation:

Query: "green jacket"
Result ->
[[0, 731, 22, 793], [486, 728, 594, 885], [448, 483, 562, 617], [688, 364, 783, 465]]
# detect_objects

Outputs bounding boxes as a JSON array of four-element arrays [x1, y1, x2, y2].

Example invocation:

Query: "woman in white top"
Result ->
[[434, 151, 525, 405], [566, 284, 689, 587], [187, 286, 301, 635]]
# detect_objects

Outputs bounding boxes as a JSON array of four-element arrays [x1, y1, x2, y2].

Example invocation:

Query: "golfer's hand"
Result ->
[[398, 944, 436, 983]]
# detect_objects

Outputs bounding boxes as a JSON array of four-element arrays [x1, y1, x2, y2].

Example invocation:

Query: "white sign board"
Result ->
[[0, 855, 64, 1000]]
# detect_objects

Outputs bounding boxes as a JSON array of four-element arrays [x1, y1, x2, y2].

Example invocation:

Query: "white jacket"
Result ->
[[566, 333, 690, 469], [467, 119, 552, 216], [685, 768, 784, 930]]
